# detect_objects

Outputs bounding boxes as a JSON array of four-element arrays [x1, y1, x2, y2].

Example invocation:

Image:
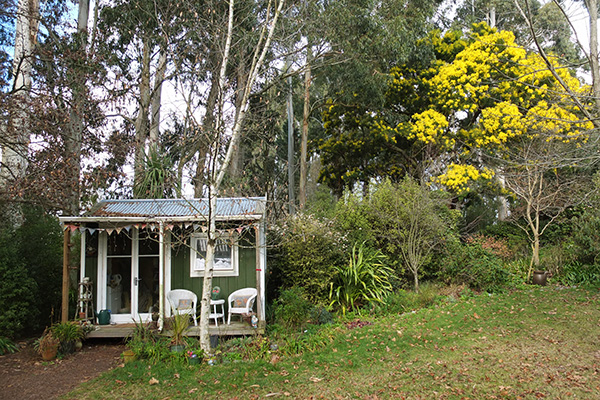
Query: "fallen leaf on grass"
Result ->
[[309, 376, 323, 383], [149, 377, 159, 385], [188, 388, 198, 394]]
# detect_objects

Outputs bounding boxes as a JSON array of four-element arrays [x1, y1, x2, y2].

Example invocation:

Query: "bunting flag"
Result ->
[[61, 221, 259, 236]]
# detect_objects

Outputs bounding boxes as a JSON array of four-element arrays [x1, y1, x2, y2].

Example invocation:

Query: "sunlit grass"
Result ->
[[64, 285, 600, 399]]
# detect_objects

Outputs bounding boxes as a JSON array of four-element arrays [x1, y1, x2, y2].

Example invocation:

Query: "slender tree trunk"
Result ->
[[64, 0, 90, 216], [0, 0, 40, 226], [193, 64, 220, 197], [149, 45, 168, 148], [133, 38, 152, 195], [299, 45, 311, 210], [198, 0, 236, 353], [586, 0, 600, 114], [287, 70, 295, 214], [227, 53, 249, 193], [198, 0, 284, 353]]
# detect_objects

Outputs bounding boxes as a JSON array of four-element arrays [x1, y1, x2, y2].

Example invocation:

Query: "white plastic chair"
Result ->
[[167, 289, 198, 326], [227, 288, 258, 324]]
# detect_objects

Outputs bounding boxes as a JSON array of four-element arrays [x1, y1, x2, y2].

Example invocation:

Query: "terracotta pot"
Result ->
[[41, 346, 58, 361]]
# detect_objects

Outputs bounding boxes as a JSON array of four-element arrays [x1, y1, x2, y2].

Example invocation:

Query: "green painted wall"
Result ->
[[170, 231, 258, 303], [82, 230, 260, 314]]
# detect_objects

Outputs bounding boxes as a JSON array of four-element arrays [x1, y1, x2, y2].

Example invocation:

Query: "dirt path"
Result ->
[[0, 339, 126, 400]]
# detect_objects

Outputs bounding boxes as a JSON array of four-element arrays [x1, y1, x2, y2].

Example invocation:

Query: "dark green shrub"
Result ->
[[0, 229, 38, 338], [18, 207, 63, 330], [270, 214, 346, 304], [555, 262, 600, 286], [570, 210, 600, 266], [309, 305, 333, 325], [333, 192, 375, 247], [441, 243, 510, 293], [273, 287, 313, 329]]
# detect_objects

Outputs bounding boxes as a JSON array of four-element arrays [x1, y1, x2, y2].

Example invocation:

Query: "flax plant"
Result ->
[[329, 243, 393, 315]]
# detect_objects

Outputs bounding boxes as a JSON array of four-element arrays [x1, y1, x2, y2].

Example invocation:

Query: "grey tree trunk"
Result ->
[[0, 0, 40, 225], [287, 73, 295, 215], [299, 46, 312, 210], [133, 38, 152, 195], [64, 0, 90, 215], [150, 45, 168, 147], [586, 0, 600, 115]]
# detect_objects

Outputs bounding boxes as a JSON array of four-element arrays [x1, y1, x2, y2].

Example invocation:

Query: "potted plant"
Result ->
[[186, 349, 200, 365], [51, 322, 85, 355], [34, 329, 59, 361], [169, 313, 189, 352]]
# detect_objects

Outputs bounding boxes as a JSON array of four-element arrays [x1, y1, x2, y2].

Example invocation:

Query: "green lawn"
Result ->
[[64, 285, 600, 399]]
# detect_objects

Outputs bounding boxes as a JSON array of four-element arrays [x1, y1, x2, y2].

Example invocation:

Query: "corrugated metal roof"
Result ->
[[84, 197, 266, 219]]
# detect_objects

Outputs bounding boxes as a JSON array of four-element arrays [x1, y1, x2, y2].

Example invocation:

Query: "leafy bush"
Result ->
[[570, 209, 600, 266], [309, 305, 333, 325], [51, 321, 85, 354], [333, 192, 375, 247], [554, 262, 600, 286], [0, 229, 39, 338], [0, 336, 18, 355], [126, 322, 202, 365], [273, 287, 313, 329], [465, 234, 512, 260], [364, 179, 460, 291], [441, 242, 511, 293], [329, 243, 394, 314], [270, 214, 346, 304], [17, 207, 63, 330], [0, 207, 62, 338]]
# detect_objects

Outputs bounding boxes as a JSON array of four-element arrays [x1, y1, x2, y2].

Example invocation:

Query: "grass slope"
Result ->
[[64, 286, 600, 399]]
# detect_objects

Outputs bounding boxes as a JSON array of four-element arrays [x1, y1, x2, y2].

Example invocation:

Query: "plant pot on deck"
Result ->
[[532, 270, 548, 286]]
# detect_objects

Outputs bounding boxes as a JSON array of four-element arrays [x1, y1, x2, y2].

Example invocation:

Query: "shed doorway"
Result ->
[[99, 229, 159, 323]]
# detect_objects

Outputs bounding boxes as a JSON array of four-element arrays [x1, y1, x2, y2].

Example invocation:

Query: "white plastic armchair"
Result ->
[[227, 288, 258, 324], [167, 289, 198, 326]]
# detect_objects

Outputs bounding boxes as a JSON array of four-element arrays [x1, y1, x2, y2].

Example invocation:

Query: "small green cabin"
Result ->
[[59, 197, 267, 336]]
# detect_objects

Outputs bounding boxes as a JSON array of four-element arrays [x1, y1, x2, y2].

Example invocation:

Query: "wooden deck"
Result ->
[[86, 321, 265, 339]]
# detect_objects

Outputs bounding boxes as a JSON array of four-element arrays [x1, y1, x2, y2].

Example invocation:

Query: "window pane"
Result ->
[[107, 232, 131, 256], [194, 237, 232, 270], [139, 231, 159, 255]]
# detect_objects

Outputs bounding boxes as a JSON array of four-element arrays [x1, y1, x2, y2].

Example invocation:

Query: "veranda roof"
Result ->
[[59, 197, 267, 226]]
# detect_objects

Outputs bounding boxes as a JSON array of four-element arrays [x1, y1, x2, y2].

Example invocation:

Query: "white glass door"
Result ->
[[99, 229, 160, 324]]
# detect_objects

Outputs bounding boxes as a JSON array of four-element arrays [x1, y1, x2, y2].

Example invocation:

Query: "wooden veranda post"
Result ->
[[255, 225, 262, 322], [61, 228, 71, 322]]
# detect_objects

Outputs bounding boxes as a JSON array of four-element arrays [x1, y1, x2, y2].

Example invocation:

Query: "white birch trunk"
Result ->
[[198, 0, 284, 353]]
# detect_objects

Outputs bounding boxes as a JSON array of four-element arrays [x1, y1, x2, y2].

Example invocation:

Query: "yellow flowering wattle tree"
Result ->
[[383, 23, 598, 274]]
